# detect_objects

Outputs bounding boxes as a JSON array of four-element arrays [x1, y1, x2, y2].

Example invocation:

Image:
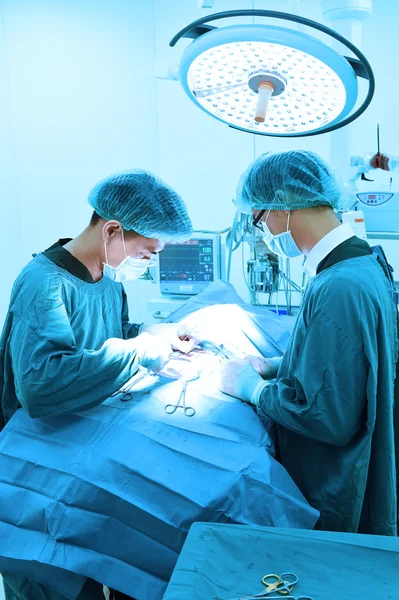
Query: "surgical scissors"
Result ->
[[164, 372, 199, 417], [261, 573, 298, 595], [111, 371, 151, 402], [216, 596, 312, 600], [215, 572, 313, 600]]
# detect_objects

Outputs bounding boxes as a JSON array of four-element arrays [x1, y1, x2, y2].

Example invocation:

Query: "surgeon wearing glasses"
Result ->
[[219, 150, 398, 537]]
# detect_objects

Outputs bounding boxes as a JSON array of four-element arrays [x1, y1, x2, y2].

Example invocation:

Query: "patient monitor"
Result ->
[[157, 233, 222, 296]]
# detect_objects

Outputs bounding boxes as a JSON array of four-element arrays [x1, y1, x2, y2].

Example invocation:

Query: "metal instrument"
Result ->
[[215, 572, 313, 600], [164, 372, 199, 417], [111, 371, 152, 402], [197, 340, 232, 359], [261, 573, 298, 596]]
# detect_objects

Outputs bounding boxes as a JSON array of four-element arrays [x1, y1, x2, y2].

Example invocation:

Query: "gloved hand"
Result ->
[[139, 323, 199, 353], [218, 358, 268, 405], [133, 332, 172, 372], [246, 355, 282, 379]]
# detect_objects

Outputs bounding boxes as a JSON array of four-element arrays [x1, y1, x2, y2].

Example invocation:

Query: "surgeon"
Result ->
[[0, 170, 195, 599], [219, 150, 398, 536]]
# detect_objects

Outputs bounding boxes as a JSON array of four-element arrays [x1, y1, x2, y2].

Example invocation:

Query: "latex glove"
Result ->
[[133, 332, 172, 372], [140, 323, 199, 353], [218, 358, 268, 405], [246, 355, 282, 379], [370, 153, 390, 171]]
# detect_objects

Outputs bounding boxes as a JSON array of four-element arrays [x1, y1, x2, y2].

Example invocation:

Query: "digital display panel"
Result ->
[[159, 239, 214, 285]]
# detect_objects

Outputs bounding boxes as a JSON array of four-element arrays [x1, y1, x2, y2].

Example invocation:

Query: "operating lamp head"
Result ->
[[170, 10, 374, 137]]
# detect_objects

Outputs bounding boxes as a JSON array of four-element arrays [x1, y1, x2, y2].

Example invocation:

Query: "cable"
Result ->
[[226, 210, 242, 281], [194, 228, 231, 234], [242, 241, 257, 304], [282, 258, 289, 314], [277, 269, 302, 293], [286, 259, 292, 316], [275, 284, 280, 316]]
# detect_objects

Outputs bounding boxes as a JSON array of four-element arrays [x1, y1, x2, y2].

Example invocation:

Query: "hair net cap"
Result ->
[[88, 170, 193, 242], [235, 150, 342, 213]]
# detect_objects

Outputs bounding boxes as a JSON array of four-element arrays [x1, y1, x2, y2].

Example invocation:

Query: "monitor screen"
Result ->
[[158, 236, 220, 295]]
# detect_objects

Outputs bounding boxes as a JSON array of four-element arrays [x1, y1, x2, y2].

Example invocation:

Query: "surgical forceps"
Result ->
[[164, 371, 199, 417], [197, 340, 232, 359], [111, 371, 151, 402], [216, 572, 313, 600]]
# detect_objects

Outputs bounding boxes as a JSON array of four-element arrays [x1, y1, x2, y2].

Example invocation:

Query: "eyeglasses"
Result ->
[[252, 209, 266, 232]]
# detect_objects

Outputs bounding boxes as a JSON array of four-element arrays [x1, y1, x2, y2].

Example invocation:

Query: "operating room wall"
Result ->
[[0, 0, 159, 325], [0, 0, 22, 329]]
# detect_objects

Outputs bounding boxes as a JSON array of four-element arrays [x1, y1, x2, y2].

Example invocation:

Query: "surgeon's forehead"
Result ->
[[141, 237, 164, 253], [125, 233, 162, 253]]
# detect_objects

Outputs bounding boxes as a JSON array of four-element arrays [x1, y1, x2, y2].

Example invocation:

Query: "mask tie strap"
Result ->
[[287, 211, 291, 232], [104, 241, 109, 265], [121, 228, 128, 258]]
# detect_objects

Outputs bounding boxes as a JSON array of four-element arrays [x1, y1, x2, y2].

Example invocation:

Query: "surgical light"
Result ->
[[170, 10, 374, 137]]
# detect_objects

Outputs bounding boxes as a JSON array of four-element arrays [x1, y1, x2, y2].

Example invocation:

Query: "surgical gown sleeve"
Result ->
[[122, 288, 142, 339], [256, 307, 369, 447], [10, 298, 141, 418]]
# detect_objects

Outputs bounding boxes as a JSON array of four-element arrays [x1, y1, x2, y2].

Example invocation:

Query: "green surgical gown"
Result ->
[[257, 253, 398, 535], [0, 252, 142, 428]]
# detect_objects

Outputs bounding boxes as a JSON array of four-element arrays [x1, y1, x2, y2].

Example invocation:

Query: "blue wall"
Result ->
[[0, 0, 158, 323]]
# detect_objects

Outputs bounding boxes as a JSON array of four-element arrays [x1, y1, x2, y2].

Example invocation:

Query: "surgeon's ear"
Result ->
[[102, 220, 122, 242]]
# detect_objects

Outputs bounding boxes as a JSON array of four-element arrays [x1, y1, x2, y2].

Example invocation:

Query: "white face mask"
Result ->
[[260, 211, 302, 259], [103, 229, 151, 283]]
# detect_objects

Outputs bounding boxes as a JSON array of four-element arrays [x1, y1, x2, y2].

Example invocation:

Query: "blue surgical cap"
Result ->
[[88, 170, 193, 242], [235, 150, 342, 213]]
